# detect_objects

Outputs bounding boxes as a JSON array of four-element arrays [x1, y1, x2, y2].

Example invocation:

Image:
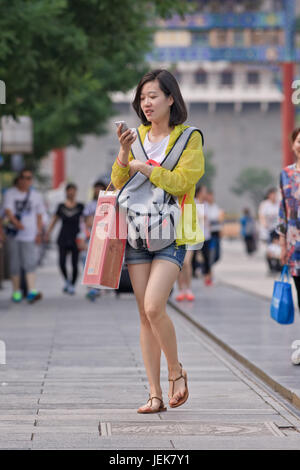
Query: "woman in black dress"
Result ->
[[46, 183, 84, 294]]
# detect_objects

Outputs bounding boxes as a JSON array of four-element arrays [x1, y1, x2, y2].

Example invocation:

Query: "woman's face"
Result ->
[[292, 132, 300, 160], [140, 79, 173, 125]]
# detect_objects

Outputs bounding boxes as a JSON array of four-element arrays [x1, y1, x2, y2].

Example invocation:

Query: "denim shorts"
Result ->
[[125, 241, 187, 270]]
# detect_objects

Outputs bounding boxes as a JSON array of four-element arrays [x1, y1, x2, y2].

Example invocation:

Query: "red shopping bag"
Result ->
[[82, 191, 127, 289]]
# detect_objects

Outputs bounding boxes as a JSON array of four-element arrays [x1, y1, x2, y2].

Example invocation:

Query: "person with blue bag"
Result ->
[[276, 127, 300, 365]]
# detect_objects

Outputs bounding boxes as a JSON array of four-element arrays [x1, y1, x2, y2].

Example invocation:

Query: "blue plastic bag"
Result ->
[[270, 265, 294, 325]]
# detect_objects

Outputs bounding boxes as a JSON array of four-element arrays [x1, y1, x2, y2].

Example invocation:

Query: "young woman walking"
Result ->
[[111, 69, 205, 412]]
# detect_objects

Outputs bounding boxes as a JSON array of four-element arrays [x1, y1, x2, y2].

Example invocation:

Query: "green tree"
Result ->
[[231, 167, 275, 209], [0, 0, 192, 168]]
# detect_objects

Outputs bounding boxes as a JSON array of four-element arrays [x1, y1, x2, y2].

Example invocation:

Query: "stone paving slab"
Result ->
[[214, 239, 298, 301], [0, 248, 300, 450]]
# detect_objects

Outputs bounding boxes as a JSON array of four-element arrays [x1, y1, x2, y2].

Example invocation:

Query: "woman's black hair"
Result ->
[[93, 180, 106, 189], [19, 167, 33, 178], [132, 69, 187, 126]]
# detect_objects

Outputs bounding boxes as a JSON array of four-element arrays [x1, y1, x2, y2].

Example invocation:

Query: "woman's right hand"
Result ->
[[117, 124, 136, 154]]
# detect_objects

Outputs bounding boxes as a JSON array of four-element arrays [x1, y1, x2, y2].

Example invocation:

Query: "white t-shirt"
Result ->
[[197, 201, 211, 240], [267, 242, 281, 259], [3, 187, 44, 242], [143, 132, 170, 163]]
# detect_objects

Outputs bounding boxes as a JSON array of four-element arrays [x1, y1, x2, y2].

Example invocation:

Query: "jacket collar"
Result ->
[[137, 124, 188, 155]]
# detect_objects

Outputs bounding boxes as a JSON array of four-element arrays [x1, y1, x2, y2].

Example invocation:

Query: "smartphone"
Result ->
[[114, 121, 129, 134]]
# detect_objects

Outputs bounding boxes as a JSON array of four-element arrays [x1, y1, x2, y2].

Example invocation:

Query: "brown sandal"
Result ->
[[168, 362, 189, 408], [137, 396, 167, 414]]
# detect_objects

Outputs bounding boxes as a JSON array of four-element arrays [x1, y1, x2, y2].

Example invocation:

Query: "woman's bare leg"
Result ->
[[144, 259, 187, 405], [127, 263, 163, 411]]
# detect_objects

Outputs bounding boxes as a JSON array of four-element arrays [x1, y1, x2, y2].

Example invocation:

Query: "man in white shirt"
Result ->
[[258, 188, 279, 243], [3, 168, 44, 303]]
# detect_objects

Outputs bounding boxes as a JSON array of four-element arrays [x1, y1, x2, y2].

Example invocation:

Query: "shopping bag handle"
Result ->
[[280, 264, 290, 282]]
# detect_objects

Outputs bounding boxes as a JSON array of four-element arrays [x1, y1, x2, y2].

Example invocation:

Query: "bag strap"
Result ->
[[145, 159, 187, 211], [131, 127, 203, 171]]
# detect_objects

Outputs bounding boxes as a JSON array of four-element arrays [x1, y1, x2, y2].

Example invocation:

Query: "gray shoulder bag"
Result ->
[[117, 126, 204, 252]]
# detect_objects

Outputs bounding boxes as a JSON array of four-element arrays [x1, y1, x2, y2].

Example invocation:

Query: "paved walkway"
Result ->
[[0, 246, 300, 449]]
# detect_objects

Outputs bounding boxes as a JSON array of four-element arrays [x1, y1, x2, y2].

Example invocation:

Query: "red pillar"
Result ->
[[53, 148, 65, 189], [282, 62, 295, 168]]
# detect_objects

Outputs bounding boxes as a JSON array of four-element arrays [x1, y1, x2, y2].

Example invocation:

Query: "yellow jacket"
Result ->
[[111, 123, 205, 247]]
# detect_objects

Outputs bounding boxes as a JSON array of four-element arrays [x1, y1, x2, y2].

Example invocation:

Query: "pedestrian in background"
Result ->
[[175, 187, 206, 302], [46, 183, 84, 295], [192, 186, 211, 282], [3, 168, 44, 303], [83, 180, 106, 301], [111, 69, 205, 412], [36, 201, 50, 267], [240, 208, 257, 255], [277, 127, 300, 365], [194, 186, 213, 286], [0, 209, 5, 285], [258, 187, 280, 275], [205, 189, 224, 266]]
